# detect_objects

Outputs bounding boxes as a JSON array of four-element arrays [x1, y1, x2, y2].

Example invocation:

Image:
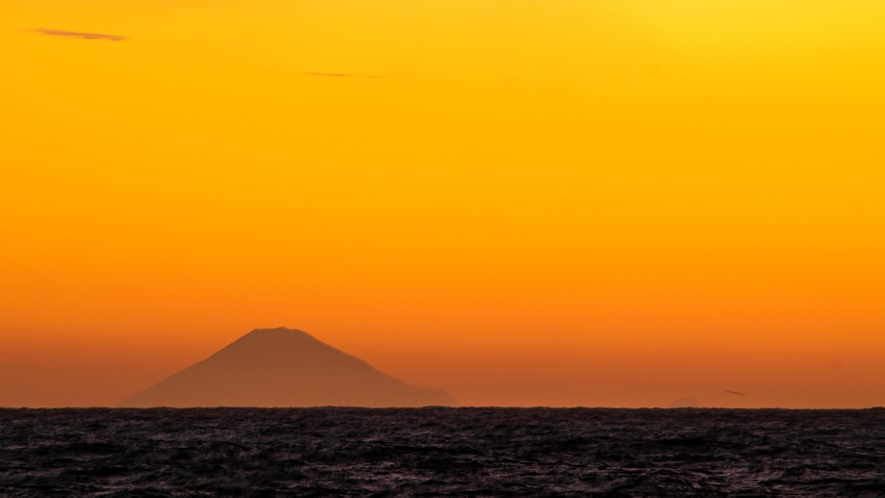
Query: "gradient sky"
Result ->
[[2, 0, 884, 408]]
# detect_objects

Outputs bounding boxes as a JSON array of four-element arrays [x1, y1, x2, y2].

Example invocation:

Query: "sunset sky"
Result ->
[[2, 0, 884, 408]]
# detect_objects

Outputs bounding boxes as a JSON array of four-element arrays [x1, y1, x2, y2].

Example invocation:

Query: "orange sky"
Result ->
[[1, 0, 884, 408]]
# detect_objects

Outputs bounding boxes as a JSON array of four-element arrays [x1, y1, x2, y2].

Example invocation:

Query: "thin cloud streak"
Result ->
[[502, 77, 564, 82], [303, 72, 393, 79], [33, 29, 127, 41]]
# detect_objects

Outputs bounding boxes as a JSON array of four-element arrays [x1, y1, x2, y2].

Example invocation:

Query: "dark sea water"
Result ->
[[1, 408, 884, 497]]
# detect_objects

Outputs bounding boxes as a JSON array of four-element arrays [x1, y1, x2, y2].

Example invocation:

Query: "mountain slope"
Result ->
[[121, 328, 455, 407]]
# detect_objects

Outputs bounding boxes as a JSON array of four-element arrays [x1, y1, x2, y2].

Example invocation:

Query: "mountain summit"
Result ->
[[121, 328, 455, 407]]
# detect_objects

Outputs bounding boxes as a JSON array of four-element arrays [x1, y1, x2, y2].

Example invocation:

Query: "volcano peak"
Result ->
[[122, 328, 455, 408]]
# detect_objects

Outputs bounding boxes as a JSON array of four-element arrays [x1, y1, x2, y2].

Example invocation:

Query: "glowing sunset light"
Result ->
[[1, 0, 883, 408]]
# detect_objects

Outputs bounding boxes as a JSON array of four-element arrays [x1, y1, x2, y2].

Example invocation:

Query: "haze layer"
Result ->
[[1, 1, 884, 408]]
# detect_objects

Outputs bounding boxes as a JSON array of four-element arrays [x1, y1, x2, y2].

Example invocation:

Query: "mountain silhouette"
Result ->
[[121, 328, 455, 407]]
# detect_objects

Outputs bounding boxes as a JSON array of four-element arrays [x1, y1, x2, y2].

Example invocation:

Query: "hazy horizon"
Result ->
[[3, 325, 883, 409]]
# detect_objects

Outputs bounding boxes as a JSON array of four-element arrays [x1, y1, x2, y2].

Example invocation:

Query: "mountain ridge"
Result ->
[[121, 327, 455, 408]]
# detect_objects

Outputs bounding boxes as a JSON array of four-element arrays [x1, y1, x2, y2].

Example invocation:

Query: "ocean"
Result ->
[[1, 407, 883, 496]]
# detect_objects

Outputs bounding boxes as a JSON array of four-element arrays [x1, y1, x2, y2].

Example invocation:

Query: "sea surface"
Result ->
[[1, 407, 883, 496]]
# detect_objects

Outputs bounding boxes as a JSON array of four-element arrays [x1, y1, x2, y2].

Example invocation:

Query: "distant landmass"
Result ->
[[121, 328, 455, 408]]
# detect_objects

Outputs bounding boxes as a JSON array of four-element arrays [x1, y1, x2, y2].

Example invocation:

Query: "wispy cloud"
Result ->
[[33, 29, 127, 42], [304, 72, 392, 79], [502, 77, 563, 82]]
